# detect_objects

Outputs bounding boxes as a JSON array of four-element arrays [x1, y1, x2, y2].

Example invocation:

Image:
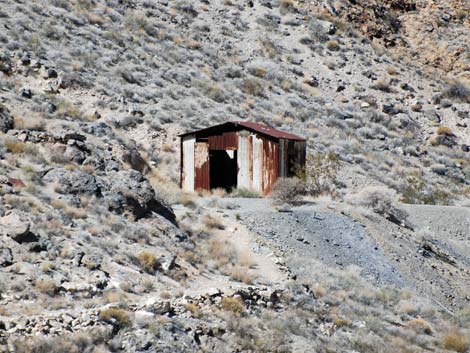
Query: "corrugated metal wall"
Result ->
[[182, 135, 195, 192], [182, 129, 305, 195], [194, 142, 210, 190]]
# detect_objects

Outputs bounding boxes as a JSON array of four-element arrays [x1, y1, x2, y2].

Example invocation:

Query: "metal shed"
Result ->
[[179, 121, 306, 194]]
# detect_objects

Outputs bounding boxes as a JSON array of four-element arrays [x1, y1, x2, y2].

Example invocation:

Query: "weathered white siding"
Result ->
[[182, 135, 195, 192], [237, 133, 251, 189], [252, 134, 263, 193]]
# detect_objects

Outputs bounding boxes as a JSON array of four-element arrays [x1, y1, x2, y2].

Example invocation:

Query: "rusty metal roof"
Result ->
[[179, 121, 306, 141]]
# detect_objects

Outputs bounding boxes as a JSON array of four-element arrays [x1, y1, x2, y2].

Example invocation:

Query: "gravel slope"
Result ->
[[225, 198, 408, 287]]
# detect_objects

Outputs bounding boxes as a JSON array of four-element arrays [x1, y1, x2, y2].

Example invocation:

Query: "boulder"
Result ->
[[43, 168, 100, 196], [0, 247, 13, 267], [0, 105, 14, 133], [0, 211, 39, 244], [102, 170, 175, 222]]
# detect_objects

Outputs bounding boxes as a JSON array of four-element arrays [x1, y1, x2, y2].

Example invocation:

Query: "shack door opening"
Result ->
[[210, 150, 237, 191]]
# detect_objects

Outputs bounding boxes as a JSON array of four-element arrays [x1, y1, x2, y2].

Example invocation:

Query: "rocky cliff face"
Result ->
[[0, 0, 469, 352]]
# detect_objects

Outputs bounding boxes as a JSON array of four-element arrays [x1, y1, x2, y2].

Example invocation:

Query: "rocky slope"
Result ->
[[0, 0, 470, 352]]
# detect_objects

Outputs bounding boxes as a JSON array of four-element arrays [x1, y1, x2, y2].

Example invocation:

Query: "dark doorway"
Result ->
[[209, 150, 237, 191]]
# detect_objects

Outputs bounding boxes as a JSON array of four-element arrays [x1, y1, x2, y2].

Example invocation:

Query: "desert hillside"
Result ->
[[0, 0, 469, 352]]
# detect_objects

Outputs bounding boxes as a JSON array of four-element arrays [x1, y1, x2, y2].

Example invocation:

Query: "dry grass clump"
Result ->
[[436, 126, 454, 136], [202, 214, 225, 230], [407, 318, 433, 335], [220, 296, 244, 315], [371, 78, 394, 93], [51, 199, 87, 219], [442, 81, 470, 103], [185, 302, 201, 318], [228, 265, 255, 284], [326, 40, 340, 51], [441, 332, 469, 352], [99, 307, 132, 328], [270, 177, 304, 204], [5, 139, 27, 154], [137, 251, 159, 274], [35, 279, 57, 296]]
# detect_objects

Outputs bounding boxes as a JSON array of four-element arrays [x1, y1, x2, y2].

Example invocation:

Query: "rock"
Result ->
[[102, 170, 175, 222], [0, 247, 13, 267], [20, 53, 31, 66], [43, 168, 100, 196], [19, 88, 32, 99], [81, 253, 102, 270], [122, 148, 150, 174], [432, 134, 457, 148], [425, 110, 441, 123], [430, 164, 448, 176], [46, 68, 58, 79], [63, 146, 86, 164], [0, 211, 39, 244], [46, 102, 57, 114], [160, 255, 176, 272], [382, 104, 399, 115], [0, 105, 14, 133]]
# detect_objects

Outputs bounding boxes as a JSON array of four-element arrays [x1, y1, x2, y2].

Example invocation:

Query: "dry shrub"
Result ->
[[5, 139, 27, 154], [185, 303, 201, 318], [348, 186, 406, 224], [407, 318, 433, 335], [436, 126, 454, 136], [51, 199, 87, 219], [270, 177, 304, 204], [300, 152, 340, 196], [442, 332, 469, 353], [99, 307, 132, 328], [371, 78, 393, 93], [35, 279, 57, 296], [326, 40, 340, 51], [137, 251, 159, 274], [220, 296, 244, 315], [387, 66, 399, 75], [229, 265, 255, 284], [202, 214, 225, 230], [442, 81, 470, 103]]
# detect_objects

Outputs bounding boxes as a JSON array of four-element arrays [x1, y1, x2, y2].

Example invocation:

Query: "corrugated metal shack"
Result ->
[[180, 121, 306, 194]]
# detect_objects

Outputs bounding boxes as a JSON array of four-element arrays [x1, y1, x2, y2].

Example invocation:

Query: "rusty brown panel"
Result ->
[[208, 131, 238, 150], [261, 137, 279, 194], [248, 135, 253, 190], [194, 142, 210, 191]]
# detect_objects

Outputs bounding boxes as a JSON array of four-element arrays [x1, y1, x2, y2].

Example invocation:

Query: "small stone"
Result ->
[[47, 68, 58, 79], [19, 88, 32, 99]]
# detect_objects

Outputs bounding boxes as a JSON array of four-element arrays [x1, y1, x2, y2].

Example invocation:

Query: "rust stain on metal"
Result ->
[[261, 138, 278, 194], [208, 131, 237, 150], [194, 142, 210, 191]]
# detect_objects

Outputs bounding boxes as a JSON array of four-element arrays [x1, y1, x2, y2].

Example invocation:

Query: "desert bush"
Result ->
[[441, 332, 469, 353], [230, 188, 260, 198], [202, 214, 225, 230], [240, 78, 264, 96], [299, 152, 341, 196], [35, 279, 57, 296], [349, 186, 407, 224], [12, 328, 110, 353], [326, 40, 340, 51], [371, 78, 393, 93], [442, 81, 470, 103], [407, 318, 433, 335], [220, 296, 244, 315], [99, 307, 132, 328], [270, 177, 304, 204], [137, 251, 160, 274], [5, 139, 27, 154], [436, 126, 454, 136]]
